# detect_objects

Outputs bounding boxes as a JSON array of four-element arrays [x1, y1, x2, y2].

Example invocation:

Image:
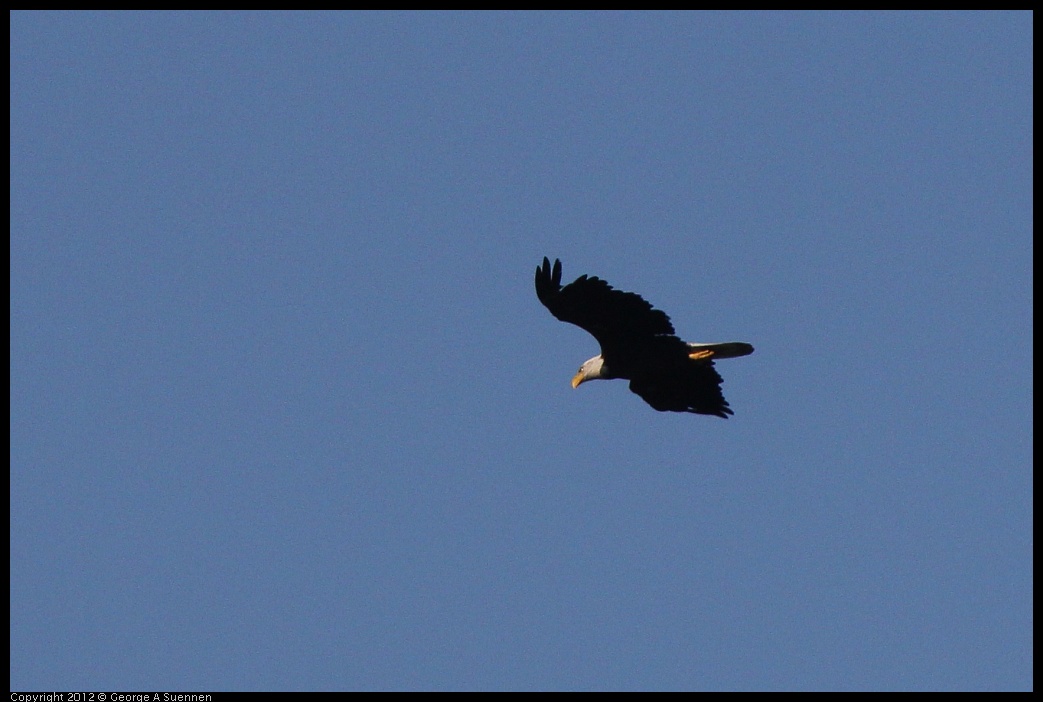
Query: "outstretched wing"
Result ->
[[629, 361, 734, 418], [534, 257, 675, 348]]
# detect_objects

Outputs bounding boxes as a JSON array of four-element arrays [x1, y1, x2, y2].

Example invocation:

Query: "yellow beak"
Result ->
[[571, 371, 586, 389]]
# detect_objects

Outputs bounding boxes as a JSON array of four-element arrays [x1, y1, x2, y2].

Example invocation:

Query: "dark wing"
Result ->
[[628, 361, 734, 418], [534, 257, 675, 349]]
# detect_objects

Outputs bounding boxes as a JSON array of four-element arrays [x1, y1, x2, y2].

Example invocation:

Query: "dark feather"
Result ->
[[629, 361, 733, 418], [535, 257, 675, 349]]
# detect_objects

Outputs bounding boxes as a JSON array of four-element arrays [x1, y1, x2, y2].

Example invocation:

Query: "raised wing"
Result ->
[[535, 257, 675, 348]]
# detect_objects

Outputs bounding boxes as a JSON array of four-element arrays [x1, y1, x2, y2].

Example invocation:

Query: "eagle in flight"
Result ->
[[535, 257, 753, 418]]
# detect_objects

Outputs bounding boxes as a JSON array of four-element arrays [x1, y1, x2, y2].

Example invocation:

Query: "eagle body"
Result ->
[[535, 257, 753, 418]]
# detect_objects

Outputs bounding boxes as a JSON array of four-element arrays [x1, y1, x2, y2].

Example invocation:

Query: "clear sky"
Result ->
[[10, 11, 1032, 692]]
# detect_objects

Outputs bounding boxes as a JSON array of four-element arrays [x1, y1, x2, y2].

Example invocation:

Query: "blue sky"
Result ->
[[10, 11, 1032, 691]]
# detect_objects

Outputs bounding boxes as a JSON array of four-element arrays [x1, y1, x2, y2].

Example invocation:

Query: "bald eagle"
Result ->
[[535, 257, 753, 418]]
